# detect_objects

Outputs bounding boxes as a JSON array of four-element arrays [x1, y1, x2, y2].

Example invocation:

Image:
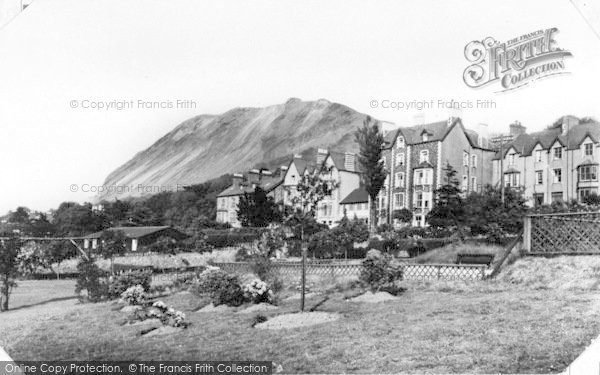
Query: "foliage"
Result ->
[[338, 216, 369, 243], [426, 163, 465, 233], [0, 236, 22, 311], [108, 269, 152, 299], [146, 236, 179, 254], [355, 116, 387, 232], [359, 249, 403, 291], [203, 228, 265, 248], [243, 279, 275, 304], [484, 223, 506, 244], [464, 185, 528, 235], [307, 217, 369, 259], [237, 186, 281, 227], [393, 208, 413, 223], [75, 256, 109, 302], [121, 285, 147, 305], [192, 267, 245, 306], [582, 193, 600, 206], [147, 301, 186, 327]]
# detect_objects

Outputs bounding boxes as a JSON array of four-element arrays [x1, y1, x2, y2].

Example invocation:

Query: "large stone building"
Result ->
[[380, 117, 495, 227], [492, 116, 600, 206]]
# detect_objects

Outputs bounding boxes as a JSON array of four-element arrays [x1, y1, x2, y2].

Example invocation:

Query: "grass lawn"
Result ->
[[2, 256, 600, 373]]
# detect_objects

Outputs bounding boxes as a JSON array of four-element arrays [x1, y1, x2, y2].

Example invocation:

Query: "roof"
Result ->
[[385, 118, 492, 151], [217, 169, 285, 198], [493, 120, 600, 159], [328, 151, 361, 173], [339, 188, 369, 204], [83, 226, 187, 239]]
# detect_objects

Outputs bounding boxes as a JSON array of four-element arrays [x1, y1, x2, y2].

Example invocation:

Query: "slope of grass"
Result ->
[[413, 242, 505, 265], [3, 257, 600, 374]]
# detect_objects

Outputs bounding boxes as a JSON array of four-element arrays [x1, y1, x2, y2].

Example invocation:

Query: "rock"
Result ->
[[349, 291, 397, 303], [236, 303, 279, 314], [196, 303, 235, 313], [254, 312, 339, 330], [120, 305, 142, 313]]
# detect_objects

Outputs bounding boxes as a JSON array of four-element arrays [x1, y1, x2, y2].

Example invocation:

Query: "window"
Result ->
[[536, 170, 543, 185], [504, 173, 520, 187], [554, 147, 562, 160], [415, 215, 423, 227], [420, 150, 429, 163], [579, 188, 596, 201], [396, 152, 404, 166], [471, 176, 477, 192], [463, 152, 469, 166], [414, 168, 433, 185], [394, 193, 404, 208], [585, 143, 594, 156], [395, 172, 405, 188], [578, 165, 598, 181], [534, 193, 544, 207], [422, 133, 429, 142], [552, 192, 563, 203], [416, 193, 423, 208], [535, 150, 543, 162], [471, 154, 477, 167], [397, 136, 405, 148], [553, 168, 562, 183], [462, 175, 468, 191], [508, 153, 515, 165]]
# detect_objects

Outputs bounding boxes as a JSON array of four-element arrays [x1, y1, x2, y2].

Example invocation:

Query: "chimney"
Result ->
[[232, 173, 244, 187], [317, 148, 328, 165], [561, 115, 579, 135], [476, 123, 489, 148], [344, 152, 356, 172], [293, 153, 302, 159], [247, 169, 260, 183], [509, 121, 526, 137]]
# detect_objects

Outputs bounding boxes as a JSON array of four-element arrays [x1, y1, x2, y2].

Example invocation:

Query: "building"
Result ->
[[492, 116, 600, 206], [381, 117, 495, 227], [216, 149, 363, 228], [82, 226, 188, 252], [338, 187, 369, 222], [216, 168, 286, 227]]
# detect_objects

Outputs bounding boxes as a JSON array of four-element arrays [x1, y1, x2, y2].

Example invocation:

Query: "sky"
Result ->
[[0, 0, 599, 215]]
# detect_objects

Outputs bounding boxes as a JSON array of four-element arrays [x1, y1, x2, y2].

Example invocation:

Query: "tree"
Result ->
[[426, 163, 465, 236], [236, 187, 281, 227], [355, 116, 387, 234], [285, 167, 338, 311], [0, 235, 22, 311], [464, 185, 528, 236], [99, 230, 127, 274]]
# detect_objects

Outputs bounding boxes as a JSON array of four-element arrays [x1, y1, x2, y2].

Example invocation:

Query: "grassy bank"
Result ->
[[2, 256, 600, 373]]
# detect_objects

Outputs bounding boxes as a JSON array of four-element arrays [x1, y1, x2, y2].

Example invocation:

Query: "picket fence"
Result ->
[[213, 261, 487, 281]]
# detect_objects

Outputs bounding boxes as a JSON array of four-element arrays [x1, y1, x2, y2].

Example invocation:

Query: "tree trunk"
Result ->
[[1, 275, 9, 312], [369, 198, 377, 234]]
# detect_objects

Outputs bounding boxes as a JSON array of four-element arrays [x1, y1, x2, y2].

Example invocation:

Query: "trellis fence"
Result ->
[[213, 262, 486, 281], [523, 211, 600, 254]]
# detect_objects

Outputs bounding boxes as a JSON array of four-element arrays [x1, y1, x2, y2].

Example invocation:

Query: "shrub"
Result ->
[[360, 249, 403, 291], [108, 269, 152, 299], [193, 268, 245, 306], [243, 279, 274, 304], [484, 223, 506, 244], [149, 301, 187, 327], [75, 257, 109, 302], [251, 314, 268, 327], [121, 285, 146, 305]]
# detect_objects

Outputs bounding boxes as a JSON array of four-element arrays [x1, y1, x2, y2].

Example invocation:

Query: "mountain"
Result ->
[[96, 98, 378, 201]]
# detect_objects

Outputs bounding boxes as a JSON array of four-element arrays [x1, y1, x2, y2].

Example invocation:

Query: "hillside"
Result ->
[[97, 98, 374, 201]]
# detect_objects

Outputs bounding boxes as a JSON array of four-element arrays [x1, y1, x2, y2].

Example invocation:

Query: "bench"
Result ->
[[456, 253, 494, 266]]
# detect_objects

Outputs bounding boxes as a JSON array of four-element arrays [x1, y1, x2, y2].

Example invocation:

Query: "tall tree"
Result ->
[[426, 163, 465, 236], [355, 116, 387, 233]]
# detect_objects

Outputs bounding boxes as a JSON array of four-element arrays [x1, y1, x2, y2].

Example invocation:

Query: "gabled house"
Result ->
[[381, 117, 495, 227], [492, 116, 600, 206]]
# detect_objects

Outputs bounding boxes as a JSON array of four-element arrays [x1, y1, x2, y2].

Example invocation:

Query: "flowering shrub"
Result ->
[[192, 268, 244, 306], [243, 279, 274, 304], [149, 301, 186, 327], [121, 285, 147, 305], [360, 249, 404, 291], [108, 269, 152, 299]]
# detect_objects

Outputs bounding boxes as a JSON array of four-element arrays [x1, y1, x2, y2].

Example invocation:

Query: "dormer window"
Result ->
[[397, 136, 405, 148], [554, 147, 562, 160], [508, 153, 515, 165], [585, 143, 594, 156], [422, 133, 429, 142]]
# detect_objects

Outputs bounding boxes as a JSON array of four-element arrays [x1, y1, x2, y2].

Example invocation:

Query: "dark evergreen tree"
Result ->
[[426, 163, 465, 235], [236, 186, 280, 227]]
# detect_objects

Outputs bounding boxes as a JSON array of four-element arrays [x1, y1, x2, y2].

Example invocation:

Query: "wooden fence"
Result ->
[[523, 211, 600, 254], [213, 261, 487, 281]]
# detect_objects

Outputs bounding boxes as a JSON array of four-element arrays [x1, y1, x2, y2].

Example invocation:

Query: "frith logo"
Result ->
[[463, 28, 572, 92]]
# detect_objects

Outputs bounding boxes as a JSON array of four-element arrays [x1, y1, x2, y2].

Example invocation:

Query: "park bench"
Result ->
[[456, 253, 494, 266]]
